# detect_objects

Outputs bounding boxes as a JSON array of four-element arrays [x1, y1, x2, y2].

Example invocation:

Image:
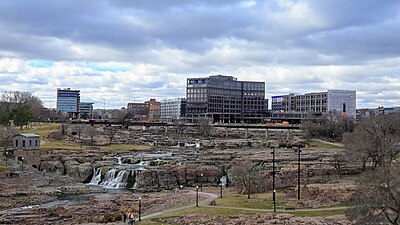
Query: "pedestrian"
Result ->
[[123, 213, 127, 222], [127, 212, 134, 225]]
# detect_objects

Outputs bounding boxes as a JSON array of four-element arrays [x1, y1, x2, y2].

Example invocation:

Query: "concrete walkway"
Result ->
[[312, 139, 344, 147]]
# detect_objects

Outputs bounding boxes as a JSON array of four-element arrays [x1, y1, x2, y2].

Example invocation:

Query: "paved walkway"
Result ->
[[312, 139, 344, 147]]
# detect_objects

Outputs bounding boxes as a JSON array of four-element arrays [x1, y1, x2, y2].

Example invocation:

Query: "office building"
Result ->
[[56, 88, 80, 118], [79, 102, 94, 119], [127, 102, 150, 121], [186, 75, 267, 123], [160, 98, 187, 122], [145, 98, 161, 122], [272, 90, 356, 119]]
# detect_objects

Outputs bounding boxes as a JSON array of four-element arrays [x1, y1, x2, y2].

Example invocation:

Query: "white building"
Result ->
[[160, 98, 186, 122]]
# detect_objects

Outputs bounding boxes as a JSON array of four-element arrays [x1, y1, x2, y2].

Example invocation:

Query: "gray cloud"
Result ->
[[0, 0, 400, 108]]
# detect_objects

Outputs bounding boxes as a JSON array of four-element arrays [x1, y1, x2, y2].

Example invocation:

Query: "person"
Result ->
[[123, 213, 127, 222], [127, 212, 134, 225]]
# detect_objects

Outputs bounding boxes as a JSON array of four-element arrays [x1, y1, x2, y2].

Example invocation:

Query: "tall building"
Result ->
[[160, 98, 186, 122], [271, 90, 356, 119], [79, 102, 94, 119], [56, 88, 80, 118], [186, 75, 267, 123], [145, 98, 161, 122]]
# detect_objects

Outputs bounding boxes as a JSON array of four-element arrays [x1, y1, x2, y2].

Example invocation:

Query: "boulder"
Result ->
[[64, 161, 93, 183]]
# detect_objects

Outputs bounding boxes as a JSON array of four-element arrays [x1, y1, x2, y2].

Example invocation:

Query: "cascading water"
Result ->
[[89, 167, 102, 185], [133, 170, 140, 189], [100, 169, 130, 188], [117, 157, 122, 165]]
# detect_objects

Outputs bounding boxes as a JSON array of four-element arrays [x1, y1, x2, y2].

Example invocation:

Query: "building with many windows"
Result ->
[[56, 88, 80, 118], [127, 102, 150, 121], [186, 75, 267, 123], [79, 102, 94, 119], [160, 98, 186, 122], [271, 90, 356, 119]]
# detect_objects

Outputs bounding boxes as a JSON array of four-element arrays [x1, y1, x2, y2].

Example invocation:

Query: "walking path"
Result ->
[[312, 139, 344, 147]]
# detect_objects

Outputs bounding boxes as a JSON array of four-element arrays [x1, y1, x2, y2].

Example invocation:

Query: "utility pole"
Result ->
[[271, 146, 276, 212], [296, 146, 302, 200]]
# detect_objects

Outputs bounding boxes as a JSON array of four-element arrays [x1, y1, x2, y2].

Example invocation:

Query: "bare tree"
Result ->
[[174, 118, 186, 135], [84, 125, 97, 146], [104, 126, 118, 145], [332, 153, 346, 178], [344, 114, 400, 170], [0, 125, 17, 154], [345, 114, 400, 225], [197, 118, 212, 137], [231, 161, 261, 199], [347, 163, 400, 225]]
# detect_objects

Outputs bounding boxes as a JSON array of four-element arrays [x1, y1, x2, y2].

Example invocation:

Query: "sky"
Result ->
[[0, 0, 400, 109]]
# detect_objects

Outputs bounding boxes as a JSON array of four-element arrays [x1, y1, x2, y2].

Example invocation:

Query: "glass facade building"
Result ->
[[186, 75, 267, 123]]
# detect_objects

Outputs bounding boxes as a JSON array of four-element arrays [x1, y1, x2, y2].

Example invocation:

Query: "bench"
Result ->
[[285, 207, 296, 212], [209, 200, 216, 206]]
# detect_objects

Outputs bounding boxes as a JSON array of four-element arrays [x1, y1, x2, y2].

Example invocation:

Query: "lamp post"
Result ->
[[294, 147, 302, 201], [196, 185, 199, 207], [200, 173, 203, 191], [20, 157, 24, 172], [271, 146, 276, 212], [220, 180, 223, 198], [138, 196, 142, 221]]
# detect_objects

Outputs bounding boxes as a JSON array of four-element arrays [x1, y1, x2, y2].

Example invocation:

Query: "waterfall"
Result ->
[[117, 157, 122, 165], [100, 169, 130, 188], [89, 167, 102, 185], [133, 170, 140, 189]]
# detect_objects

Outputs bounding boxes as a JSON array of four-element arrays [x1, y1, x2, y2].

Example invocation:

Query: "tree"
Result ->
[[0, 125, 17, 155], [12, 104, 33, 130], [301, 111, 355, 141], [347, 163, 400, 225], [332, 153, 346, 178], [104, 126, 118, 145], [345, 114, 400, 225], [197, 118, 212, 137], [344, 114, 400, 171], [1, 91, 45, 120], [84, 125, 97, 146], [231, 161, 261, 199], [0, 106, 10, 125]]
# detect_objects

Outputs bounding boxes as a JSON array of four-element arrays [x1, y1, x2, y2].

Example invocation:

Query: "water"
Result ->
[[100, 169, 130, 188], [89, 167, 102, 185]]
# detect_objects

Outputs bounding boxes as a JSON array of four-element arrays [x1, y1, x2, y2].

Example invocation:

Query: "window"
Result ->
[[15, 140, 18, 147], [29, 140, 32, 147], [23, 140, 26, 148], [35, 140, 38, 147]]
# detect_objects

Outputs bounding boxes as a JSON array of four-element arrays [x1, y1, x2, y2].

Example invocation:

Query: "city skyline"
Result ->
[[0, 1, 400, 109]]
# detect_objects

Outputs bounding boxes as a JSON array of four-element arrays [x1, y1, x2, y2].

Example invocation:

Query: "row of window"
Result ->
[[15, 139, 39, 148]]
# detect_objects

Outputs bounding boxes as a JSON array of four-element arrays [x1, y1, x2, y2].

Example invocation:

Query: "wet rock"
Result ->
[[64, 161, 93, 183]]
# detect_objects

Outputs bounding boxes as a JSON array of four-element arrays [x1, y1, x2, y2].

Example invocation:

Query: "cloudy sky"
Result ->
[[0, 0, 399, 109]]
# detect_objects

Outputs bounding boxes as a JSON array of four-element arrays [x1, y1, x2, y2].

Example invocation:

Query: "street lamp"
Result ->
[[271, 146, 276, 212], [200, 173, 203, 191], [294, 146, 302, 201], [220, 178, 223, 198], [20, 157, 24, 172], [138, 196, 142, 221], [196, 185, 199, 207]]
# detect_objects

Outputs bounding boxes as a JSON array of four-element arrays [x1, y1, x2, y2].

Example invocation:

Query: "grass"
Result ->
[[0, 165, 11, 173], [290, 208, 347, 217], [216, 193, 291, 210], [22, 122, 152, 153], [308, 140, 341, 149]]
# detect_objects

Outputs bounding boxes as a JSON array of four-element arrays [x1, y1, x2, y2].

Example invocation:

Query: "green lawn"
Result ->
[[308, 140, 342, 149], [216, 193, 291, 210]]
